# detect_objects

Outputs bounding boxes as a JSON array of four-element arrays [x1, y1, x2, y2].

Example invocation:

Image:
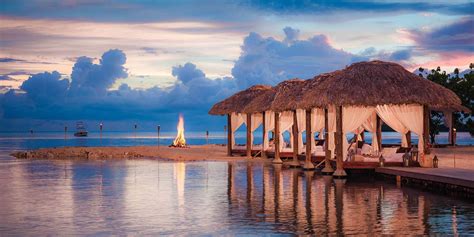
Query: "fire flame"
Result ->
[[172, 114, 186, 147]]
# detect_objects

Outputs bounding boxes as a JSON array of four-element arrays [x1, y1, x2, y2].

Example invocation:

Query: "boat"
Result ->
[[74, 121, 88, 137]]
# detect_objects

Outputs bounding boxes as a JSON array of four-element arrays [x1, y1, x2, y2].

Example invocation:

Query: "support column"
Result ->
[[246, 113, 252, 158], [322, 108, 334, 174], [376, 115, 382, 152], [423, 105, 431, 154], [333, 106, 347, 178], [227, 114, 232, 156], [262, 112, 267, 158], [405, 131, 412, 147], [304, 109, 315, 170], [273, 112, 282, 164], [449, 112, 455, 146], [289, 110, 300, 167]]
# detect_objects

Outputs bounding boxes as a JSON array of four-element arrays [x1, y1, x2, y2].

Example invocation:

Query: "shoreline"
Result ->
[[10, 144, 261, 162], [10, 145, 474, 169]]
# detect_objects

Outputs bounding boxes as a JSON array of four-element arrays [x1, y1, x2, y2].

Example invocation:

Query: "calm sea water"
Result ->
[[0, 132, 473, 235]]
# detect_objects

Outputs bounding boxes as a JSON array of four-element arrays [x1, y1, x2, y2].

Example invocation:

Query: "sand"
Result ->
[[11, 144, 260, 162], [11, 145, 474, 169], [432, 146, 474, 170]]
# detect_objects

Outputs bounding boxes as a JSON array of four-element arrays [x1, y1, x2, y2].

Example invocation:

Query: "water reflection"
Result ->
[[0, 158, 473, 235], [226, 162, 473, 235]]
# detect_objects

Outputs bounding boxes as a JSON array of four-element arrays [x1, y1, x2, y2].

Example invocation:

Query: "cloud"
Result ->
[[172, 62, 206, 84], [0, 28, 422, 131], [0, 75, 15, 81], [0, 1, 470, 24], [0, 57, 25, 63], [407, 17, 474, 53], [20, 71, 69, 105], [69, 49, 128, 96], [140, 47, 159, 55], [231, 29, 359, 89]]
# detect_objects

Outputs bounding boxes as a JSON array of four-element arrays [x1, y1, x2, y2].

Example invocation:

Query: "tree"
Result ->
[[426, 64, 474, 142]]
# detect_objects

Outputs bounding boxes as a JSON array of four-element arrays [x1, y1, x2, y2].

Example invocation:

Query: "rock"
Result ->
[[47, 152, 55, 159]]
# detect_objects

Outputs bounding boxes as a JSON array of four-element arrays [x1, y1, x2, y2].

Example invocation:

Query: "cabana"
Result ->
[[241, 80, 306, 161], [300, 61, 467, 177], [209, 85, 272, 157]]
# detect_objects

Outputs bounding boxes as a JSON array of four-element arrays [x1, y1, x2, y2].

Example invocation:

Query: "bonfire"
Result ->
[[170, 114, 187, 147]]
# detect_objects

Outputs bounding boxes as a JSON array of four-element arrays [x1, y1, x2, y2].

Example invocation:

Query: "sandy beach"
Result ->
[[432, 146, 474, 170], [11, 144, 258, 162], [11, 145, 474, 169]]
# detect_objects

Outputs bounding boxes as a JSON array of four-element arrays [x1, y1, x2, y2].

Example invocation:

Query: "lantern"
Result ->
[[433, 155, 439, 168], [403, 152, 410, 167], [379, 155, 385, 167]]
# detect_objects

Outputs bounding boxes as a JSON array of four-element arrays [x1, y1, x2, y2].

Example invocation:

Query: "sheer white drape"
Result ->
[[443, 111, 453, 144], [245, 113, 263, 148], [312, 108, 325, 153], [263, 111, 274, 150], [342, 106, 375, 159], [279, 111, 294, 151], [389, 104, 424, 154], [361, 112, 379, 153], [376, 105, 409, 147], [230, 112, 245, 148], [296, 109, 306, 154]]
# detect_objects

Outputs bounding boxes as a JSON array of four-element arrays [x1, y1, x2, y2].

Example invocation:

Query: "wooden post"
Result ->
[[322, 108, 334, 174], [262, 112, 267, 158], [246, 113, 252, 158], [333, 106, 347, 178], [423, 105, 430, 154], [304, 109, 315, 170], [405, 131, 412, 147], [289, 110, 300, 167], [376, 115, 382, 151], [273, 112, 282, 164], [227, 114, 232, 156], [449, 112, 455, 146]]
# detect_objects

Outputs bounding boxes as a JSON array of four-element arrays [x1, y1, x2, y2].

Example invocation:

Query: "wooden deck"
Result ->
[[375, 167, 474, 189]]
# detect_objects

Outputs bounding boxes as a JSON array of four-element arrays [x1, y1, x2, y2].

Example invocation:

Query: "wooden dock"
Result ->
[[375, 167, 474, 197]]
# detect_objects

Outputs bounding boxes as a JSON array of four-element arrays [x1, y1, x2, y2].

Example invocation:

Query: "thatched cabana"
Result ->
[[209, 85, 272, 156], [297, 60, 467, 177], [209, 60, 467, 178]]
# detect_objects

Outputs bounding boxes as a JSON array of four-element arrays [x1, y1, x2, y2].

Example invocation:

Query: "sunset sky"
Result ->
[[0, 0, 472, 131]]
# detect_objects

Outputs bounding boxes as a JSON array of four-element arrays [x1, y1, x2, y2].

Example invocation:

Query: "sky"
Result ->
[[0, 0, 473, 132]]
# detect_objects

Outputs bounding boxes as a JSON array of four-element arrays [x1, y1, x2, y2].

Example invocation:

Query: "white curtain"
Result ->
[[263, 111, 274, 150], [443, 111, 453, 144], [327, 106, 336, 157], [296, 109, 306, 154], [361, 112, 379, 153], [342, 106, 375, 160], [279, 111, 294, 151], [376, 105, 410, 148], [230, 112, 245, 148], [311, 108, 325, 153], [389, 104, 424, 154], [243, 113, 263, 148]]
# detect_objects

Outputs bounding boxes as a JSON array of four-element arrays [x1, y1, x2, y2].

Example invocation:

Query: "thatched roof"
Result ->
[[241, 86, 276, 114], [299, 60, 464, 111], [241, 79, 307, 113], [208, 85, 272, 115], [269, 79, 307, 112]]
